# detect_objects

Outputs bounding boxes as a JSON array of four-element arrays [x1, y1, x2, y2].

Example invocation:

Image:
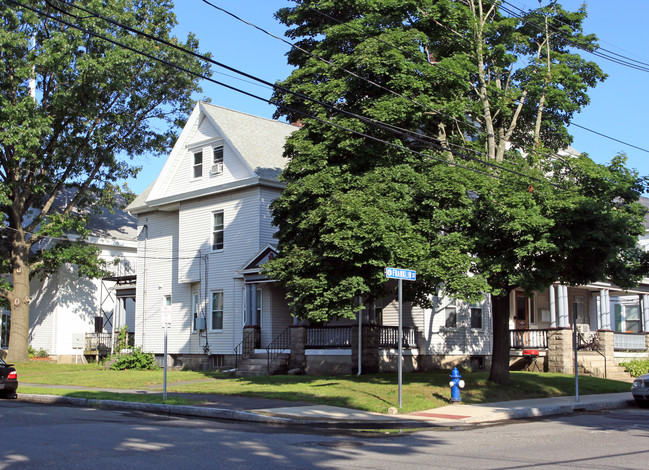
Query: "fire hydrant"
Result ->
[[449, 367, 465, 402]]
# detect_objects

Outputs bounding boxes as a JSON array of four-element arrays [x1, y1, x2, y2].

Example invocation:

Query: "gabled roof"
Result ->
[[126, 102, 297, 214], [237, 243, 279, 275], [200, 102, 295, 181]]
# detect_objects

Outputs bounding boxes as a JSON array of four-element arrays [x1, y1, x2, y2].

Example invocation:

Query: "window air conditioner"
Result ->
[[211, 162, 224, 174]]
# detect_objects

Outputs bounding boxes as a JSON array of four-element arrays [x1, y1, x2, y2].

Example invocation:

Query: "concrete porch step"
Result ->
[[236, 353, 289, 377]]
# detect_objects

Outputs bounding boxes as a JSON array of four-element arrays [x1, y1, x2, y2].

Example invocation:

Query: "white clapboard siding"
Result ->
[[382, 291, 492, 356], [259, 187, 281, 245], [135, 211, 179, 351]]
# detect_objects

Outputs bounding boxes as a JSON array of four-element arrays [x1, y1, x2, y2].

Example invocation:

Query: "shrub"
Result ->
[[620, 359, 649, 377], [28, 346, 48, 358], [110, 348, 159, 371]]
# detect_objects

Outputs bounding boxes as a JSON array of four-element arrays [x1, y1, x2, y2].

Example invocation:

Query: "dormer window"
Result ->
[[193, 151, 203, 179], [211, 145, 224, 175]]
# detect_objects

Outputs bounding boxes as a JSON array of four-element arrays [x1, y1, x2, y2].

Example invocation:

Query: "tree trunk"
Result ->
[[488, 291, 512, 385], [5, 237, 31, 363]]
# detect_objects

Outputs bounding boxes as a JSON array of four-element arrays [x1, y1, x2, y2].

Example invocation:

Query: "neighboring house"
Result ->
[[0, 203, 138, 363]]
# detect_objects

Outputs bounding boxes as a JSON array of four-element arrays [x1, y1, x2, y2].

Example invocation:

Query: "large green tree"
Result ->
[[0, 0, 209, 362], [267, 0, 649, 382]]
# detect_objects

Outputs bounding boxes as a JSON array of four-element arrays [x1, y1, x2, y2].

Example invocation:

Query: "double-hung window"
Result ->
[[211, 292, 223, 330], [212, 211, 224, 251], [193, 151, 203, 179], [192, 292, 200, 331], [212, 144, 224, 174], [470, 304, 483, 329], [444, 300, 457, 328]]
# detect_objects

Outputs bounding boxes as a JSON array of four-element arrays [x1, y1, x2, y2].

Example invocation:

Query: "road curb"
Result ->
[[18, 393, 297, 424], [462, 397, 635, 423], [17, 393, 441, 427]]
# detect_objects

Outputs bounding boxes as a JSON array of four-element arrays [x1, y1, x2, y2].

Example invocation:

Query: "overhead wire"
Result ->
[[10, 0, 559, 187], [304, 1, 649, 156], [500, 0, 649, 72]]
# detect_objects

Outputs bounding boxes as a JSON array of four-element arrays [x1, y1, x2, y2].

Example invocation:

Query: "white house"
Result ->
[[125, 102, 297, 370], [1, 205, 138, 363]]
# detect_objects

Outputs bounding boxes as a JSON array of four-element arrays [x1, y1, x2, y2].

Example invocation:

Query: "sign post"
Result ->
[[384, 267, 416, 408], [160, 305, 172, 401]]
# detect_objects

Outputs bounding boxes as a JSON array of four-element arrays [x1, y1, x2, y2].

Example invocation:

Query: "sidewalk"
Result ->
[[17, 383, 636, 427]]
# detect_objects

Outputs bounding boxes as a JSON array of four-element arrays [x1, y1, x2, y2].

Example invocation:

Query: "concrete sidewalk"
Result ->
[[17, 383, 636, 427]]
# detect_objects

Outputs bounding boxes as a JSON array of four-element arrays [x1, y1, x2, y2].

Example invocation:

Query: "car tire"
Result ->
[[1, 391, 17, 399], [634, 398, 649, 408]]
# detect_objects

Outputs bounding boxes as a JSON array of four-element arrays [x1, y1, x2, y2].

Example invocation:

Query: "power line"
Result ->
[[11, 0, 556, 187], [500, 0, 649, 72], [304, 2, 649, 155]]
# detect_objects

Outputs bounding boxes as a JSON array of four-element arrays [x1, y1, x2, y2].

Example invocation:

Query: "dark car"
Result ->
[[632, 373, 649, 407], [0, 357, 18, 399]]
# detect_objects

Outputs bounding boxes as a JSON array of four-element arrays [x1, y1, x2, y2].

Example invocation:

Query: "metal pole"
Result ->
[[163, 322, 168, 401], [573, 318, 579, 402], [357, 305, 362, 376], [398, 278, 403, 409]]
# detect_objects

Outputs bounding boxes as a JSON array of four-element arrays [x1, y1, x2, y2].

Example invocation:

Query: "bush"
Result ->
[[110, 348, 159, 371], [28, 346, 48, 358], [620, 359, 649, 377]]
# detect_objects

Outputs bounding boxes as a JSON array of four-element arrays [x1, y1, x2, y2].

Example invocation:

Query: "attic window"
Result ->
[[193, 151, 203, 179], [211, 145, 224, 174]]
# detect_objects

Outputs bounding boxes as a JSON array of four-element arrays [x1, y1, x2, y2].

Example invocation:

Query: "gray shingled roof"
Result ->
[[200, 102, 295, 181], [126, 102, 296, 213]]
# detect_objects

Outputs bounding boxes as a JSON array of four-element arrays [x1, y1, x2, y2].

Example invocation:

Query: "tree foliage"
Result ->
[[0, 0, 209, 361], [267, 0, 649, 383]]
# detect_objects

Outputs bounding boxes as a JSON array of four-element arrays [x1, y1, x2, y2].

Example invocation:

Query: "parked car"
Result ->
[[0, 357, 18, 399], [631, 373, 649, 407]]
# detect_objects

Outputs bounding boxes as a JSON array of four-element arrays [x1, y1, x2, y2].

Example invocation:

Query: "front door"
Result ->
[[515, 292, 529, 330]]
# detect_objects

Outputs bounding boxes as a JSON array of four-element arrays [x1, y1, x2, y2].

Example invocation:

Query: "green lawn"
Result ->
[[15, 362, 631, 414]]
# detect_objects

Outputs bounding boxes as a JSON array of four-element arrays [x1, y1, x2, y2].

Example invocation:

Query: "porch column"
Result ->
[[549, 285, 557, 328], [244, 284, 252, 326], [251, 283, 259, 326], [600, 289, 611, 330], [558, 285, 569, 327], [644, 295, 649, 333]]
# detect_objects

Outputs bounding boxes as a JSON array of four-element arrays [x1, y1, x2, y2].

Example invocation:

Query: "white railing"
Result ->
[[614, 333, 646, 351], [510, 329, 549, 349]]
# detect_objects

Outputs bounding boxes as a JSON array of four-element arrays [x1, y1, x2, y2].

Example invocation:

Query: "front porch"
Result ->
[[234, 324, 421, 376]]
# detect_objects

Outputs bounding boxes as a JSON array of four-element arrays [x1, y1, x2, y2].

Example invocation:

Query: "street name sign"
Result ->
[[385, 267, 416, 281]]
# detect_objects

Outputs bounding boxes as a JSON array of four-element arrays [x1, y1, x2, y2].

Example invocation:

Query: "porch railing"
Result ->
[[510, 329, 548, 349], [84, 331, 134, 353], [614, 332, 646, 351], [266, 327, 291, 374], [379, 326, 418, 349], [234, 327, 260, 368], [306, 326, 352, 348]]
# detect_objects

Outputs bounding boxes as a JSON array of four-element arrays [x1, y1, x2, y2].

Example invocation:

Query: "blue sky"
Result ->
[[126, 1, 649, 194]]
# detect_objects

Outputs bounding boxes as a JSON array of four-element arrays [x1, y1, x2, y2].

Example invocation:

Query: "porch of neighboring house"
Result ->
[[84, 261, 137, 362], [508, 284, 649, 379]]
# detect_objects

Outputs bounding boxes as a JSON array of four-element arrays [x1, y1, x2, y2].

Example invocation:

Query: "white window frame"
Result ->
[[211, 291, 224, 331], [192, 150, 203, 179], [212, 210, 224, 251], [443, 299, 457, 329], [192, 291, 200, 331], [211, 144, 224, 175], [470, 303, 483, 330]]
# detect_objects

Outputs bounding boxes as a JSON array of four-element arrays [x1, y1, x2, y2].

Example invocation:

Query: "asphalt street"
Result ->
[[2, 401, 648, 469]]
